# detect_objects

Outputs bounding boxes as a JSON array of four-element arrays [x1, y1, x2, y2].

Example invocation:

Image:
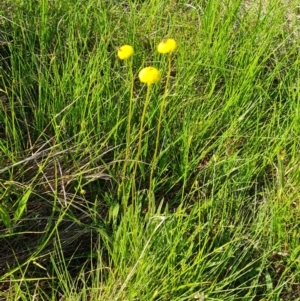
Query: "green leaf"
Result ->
[[14, 189, 31, 223], [110, 202, 120, 224], [0, 205, 10, 229]]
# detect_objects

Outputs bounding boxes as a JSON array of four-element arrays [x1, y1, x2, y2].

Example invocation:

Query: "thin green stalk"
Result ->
[[149, 55, 171, 199], [132, 84, 151, 204], [121, 59, 134, 208], [122, 59, 134, 178]]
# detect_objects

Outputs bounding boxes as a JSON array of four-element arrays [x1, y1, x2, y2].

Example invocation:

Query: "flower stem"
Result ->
[[132, 84, 151, 204], [149, 55, 171, 202], [121, 59, 135, 209]]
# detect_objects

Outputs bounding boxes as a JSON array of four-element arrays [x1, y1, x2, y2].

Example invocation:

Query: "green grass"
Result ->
[[0, 0, 299, 300]]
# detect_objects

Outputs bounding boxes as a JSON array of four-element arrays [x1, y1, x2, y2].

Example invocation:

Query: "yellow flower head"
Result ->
[[138, 67, 160, 85], [117, 45, 134, 60], [157, 38, 177, 54]]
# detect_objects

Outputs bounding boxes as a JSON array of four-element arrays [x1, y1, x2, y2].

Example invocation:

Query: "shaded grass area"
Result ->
[[0, 0, 299, 300]]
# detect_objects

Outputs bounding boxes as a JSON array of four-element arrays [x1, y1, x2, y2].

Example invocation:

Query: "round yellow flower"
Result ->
[[117, 45, 134, 60], [157, 38, 177, 54], [138, 67, 160, 85]]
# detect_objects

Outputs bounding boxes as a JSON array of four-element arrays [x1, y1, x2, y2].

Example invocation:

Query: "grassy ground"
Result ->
[[0, 0, 299, 300]]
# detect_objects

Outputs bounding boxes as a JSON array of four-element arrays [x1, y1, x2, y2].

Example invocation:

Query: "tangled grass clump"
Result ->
[[0, 0, 299, 300]]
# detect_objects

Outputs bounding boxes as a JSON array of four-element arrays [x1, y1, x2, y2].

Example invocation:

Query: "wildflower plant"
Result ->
[[131, 66, 160, 202], [117, 39, 176, 209], [149, 38, 178, 195], [117, 44, 135, 207]]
